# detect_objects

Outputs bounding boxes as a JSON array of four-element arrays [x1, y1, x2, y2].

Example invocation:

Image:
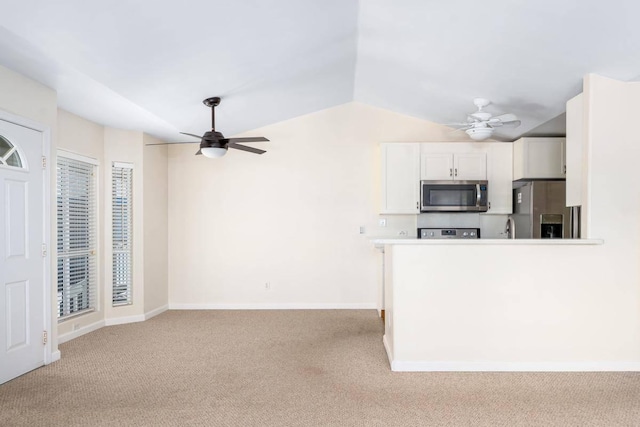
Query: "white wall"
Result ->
[[167, 102, 466, 308]]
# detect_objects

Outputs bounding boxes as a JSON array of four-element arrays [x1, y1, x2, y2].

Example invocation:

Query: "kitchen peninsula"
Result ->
[[371, 74, 640, 372], [374, 238, 609, 371]]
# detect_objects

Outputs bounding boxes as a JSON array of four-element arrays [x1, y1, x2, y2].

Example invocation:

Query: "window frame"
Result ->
[[111, 161, 133, 306], [56, 150, 99, 321]]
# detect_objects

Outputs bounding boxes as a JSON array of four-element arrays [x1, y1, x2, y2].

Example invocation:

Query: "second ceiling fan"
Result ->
[[448, 98, 521, 141], [147, 97, 269, 158]]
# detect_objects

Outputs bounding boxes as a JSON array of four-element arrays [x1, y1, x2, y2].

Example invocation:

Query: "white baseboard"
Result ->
[[104, 304, 169, 326], [105, 314, 145, 326], [58, 319, 106, 344], [382, 334, 393, 368], [168, 303, 377, 310], [389, 360, 640, 372], [50, 350, 61, 363], [144, 304, 168, 320]]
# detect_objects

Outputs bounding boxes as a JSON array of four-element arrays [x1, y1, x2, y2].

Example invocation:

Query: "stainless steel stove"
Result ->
[[417, 228, 480, 239]]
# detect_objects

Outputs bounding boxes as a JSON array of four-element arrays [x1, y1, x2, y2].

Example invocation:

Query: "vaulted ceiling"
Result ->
[[1, 0, 640, 142]]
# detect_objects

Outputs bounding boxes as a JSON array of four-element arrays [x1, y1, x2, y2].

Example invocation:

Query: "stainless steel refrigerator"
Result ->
[[506, 181, 579, 239]]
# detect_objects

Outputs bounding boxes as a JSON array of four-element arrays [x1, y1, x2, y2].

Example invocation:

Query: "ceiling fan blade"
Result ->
[[503, 120, 521, 127], [491, 113, 518, 123], [195, 149, 202, 155], [180, 132, 203, 139], [228, 142, 266, 155], [145, 141, 201, 146], [225, 136, 269, 143], [445, 123, 473, 128]]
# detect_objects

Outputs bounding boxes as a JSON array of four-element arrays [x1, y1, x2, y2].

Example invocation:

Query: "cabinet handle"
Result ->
[[449, 168, 453, 177], [455, 168, 458, 176]]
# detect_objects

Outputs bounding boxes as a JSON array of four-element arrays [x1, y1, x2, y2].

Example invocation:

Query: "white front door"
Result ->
[[0, 118, 46, 384]]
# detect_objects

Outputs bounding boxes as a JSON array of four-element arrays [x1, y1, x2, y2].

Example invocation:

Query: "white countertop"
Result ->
[[371, 237, 604, 246]]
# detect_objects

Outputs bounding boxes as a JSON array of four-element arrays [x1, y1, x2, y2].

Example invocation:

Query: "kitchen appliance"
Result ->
[[420, 180, 488, 212], [418, 228, 481, 239], [507, 181, 578, 239]]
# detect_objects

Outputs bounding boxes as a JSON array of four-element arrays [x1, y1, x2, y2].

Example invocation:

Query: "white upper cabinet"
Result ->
[[454, 152, 488, 180], [380, 143, 420, 214], [513, 137, 566, 180], [420, 144, 487, 181], [565, 94, 583, 207], [420, 152, 454, 180], [484, 143, 513, 214]]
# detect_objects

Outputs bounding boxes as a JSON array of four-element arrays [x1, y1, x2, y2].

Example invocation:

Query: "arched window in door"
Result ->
[[0, 135, 25, 168]]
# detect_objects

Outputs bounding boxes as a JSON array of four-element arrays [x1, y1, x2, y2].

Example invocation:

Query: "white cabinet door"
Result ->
[[380, 143, 420, 214], [484, 143, 513, 214], [513, 137, 566, 180], [420, 152, 453, 180], [565, 94, 583, 206], [454, 152, 487, 180], [421, 151, 486, 181]]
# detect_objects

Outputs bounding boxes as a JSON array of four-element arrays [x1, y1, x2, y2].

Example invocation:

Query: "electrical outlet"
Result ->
[[398, 230, 407, 236], [265, 282, 271, 291], [359, 226, 366, 234], [379, 218, 387, 227]]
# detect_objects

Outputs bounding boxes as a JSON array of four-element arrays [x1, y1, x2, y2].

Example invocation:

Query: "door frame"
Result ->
[[0, 108, 53, 364]]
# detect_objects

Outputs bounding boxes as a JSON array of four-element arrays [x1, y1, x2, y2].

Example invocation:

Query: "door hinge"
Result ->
[[42, 156, 47, 170], [41, 243, 47, 257], [42, 330, 48, 345]]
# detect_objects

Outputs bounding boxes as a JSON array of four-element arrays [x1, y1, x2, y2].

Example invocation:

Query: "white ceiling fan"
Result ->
[[449, 98, 521, 141]]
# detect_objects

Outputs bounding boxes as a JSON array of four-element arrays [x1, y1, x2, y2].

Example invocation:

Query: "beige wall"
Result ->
[[142, 134, 168, 313], [167, 102, 465, 307]]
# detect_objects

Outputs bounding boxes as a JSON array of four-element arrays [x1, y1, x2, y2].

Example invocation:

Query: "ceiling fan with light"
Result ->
[[448, 98, 521, 141], [146, 97, 269, 157]]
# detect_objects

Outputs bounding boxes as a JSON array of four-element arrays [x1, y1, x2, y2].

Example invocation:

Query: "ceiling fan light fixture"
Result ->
[[465, 127, 493, 141], [201, 146, 228, 158]]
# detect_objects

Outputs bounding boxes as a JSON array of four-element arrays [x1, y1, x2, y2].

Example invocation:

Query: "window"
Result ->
[[0, 135, 25, 168], [112, 162, 133, 306], [57, 153, 98, 319]]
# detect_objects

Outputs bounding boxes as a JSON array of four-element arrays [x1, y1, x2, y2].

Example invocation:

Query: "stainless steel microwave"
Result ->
[[420, 180, 488, 212]]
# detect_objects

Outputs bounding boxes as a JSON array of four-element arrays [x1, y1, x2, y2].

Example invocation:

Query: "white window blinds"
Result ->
[[57, 154, 97, 319], [112, 162, 133, 306]]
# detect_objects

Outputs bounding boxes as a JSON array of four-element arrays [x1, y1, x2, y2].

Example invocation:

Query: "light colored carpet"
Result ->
[[1, 310, 640, 426]]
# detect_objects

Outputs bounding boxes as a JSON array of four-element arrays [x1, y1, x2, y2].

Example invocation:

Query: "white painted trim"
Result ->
[[58, 320, 106, 344], [168, 303, 377, 310], [51, 350, 61, 363], [389, 360, 640, 372], [382, 334, 393, 367], [57, 149, 99, 166], [105, 314, 145, 326], [144, 304, 168, 320]]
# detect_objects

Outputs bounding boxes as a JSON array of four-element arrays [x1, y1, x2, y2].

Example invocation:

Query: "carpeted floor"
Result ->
[[1, 310, 640, 426]]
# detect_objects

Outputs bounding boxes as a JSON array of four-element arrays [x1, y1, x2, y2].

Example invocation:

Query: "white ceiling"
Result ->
[[1, 0, 640, 142]]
